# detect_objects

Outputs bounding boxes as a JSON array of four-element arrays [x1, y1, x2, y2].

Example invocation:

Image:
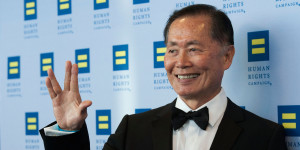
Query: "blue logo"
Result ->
[[278, 105, 300, 136], [40, 52, 54, 77], [58, 0, 71, 16], [133, 0, 149, 5], [135, 108, 151, 114], [25, 112, 39, 135], [153, 41, 166, 68], [24, 0, 37, 20], [113, 44, 129, 71], [94, 0, 109, 10], [7, 56, 20, 79], [96, 110, 111, 135], [75, 48, 90, 74], [248, 30, 269, 62]]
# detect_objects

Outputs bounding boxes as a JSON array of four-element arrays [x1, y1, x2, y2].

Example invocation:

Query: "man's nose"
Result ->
[[176, 52, 192, 69]]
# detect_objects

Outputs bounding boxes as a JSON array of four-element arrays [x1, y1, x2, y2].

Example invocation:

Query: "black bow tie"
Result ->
[[172, 106, 209, 130]]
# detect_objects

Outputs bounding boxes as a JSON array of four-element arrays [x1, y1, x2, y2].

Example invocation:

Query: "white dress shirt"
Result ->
[[173, 88, 228, 150]]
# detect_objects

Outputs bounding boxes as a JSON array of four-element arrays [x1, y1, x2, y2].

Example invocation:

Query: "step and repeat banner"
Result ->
[[0, 0, 300, 149]]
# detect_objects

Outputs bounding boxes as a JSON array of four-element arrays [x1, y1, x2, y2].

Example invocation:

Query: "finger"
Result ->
[[48, 68, 62, 95], [64, 61, 72, 91], [45, 77, 57, 99], [79, 100, 92, 113], [70, 64, 79, 93]]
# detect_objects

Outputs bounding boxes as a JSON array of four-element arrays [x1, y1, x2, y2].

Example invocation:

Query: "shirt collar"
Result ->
[[175, 88, 228, 127]]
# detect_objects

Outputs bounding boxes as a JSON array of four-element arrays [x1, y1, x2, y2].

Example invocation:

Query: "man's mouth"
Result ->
[[176, 74, 200, 79]]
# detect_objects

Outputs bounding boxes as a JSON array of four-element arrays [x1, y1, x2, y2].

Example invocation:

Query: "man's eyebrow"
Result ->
[[167, 41, 177, 46], [186, 40, 202, 46]]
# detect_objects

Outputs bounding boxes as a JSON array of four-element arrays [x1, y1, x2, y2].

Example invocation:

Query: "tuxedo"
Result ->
[[40, 98, 287, 150]]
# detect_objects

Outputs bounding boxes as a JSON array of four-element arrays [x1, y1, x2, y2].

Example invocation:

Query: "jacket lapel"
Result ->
[[151, 101, 175, 150], [210, 99, 244, 150]]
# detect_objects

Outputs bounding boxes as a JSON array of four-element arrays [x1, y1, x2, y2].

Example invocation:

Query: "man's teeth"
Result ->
[[177, 74, 199, 79]]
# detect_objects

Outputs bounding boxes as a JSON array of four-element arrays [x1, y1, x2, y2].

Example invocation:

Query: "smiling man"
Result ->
[[40, 4, 287, 150]]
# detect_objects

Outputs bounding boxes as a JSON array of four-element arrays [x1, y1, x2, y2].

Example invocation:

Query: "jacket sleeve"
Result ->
[[267, 125, 287, 150], [39, 121, 90, 150], [103, 115, 129, 150]]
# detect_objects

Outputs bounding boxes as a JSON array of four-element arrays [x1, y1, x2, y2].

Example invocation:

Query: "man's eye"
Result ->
[[190, 48, 198, 51], [169, 49, 176, 53]]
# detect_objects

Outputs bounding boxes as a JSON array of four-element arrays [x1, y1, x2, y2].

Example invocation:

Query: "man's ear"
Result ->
[[223, 45, 235, 70]]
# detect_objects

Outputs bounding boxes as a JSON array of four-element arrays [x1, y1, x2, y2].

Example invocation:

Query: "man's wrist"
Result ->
[[56, 124, 79, 132]]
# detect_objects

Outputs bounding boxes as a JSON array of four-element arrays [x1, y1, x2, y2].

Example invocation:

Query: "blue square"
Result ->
[[135, 108, 151, 114], [7, 56, 20, 79], [96, 110, 111, 135], [153, 41, 166, 69], [133, 0, 149, 5], [25, 112, 39, 135], [113, 45, 129, 71], [94, 0, 109, 10], [75, 48, 90, 74], [24, 0, 37, 20], [278, 105, 300, 136], [58, 0, 71, 16], [248, 30, 269, 62], [40, 52, 54, 77]]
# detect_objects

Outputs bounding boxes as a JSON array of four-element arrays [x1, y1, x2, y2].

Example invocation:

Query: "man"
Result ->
[[40, 4, 287, 150]]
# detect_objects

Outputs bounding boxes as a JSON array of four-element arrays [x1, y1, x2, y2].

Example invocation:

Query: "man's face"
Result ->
[[164, 15, 234, 101]]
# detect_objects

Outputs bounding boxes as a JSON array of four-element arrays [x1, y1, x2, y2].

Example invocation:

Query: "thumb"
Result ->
[[79, 100, 92, 112]]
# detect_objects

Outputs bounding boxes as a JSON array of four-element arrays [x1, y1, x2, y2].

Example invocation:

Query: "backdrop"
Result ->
[[0, 0, 300, 150]]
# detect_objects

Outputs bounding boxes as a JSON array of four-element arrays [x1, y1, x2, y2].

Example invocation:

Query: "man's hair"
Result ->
[[163, 4, 234, 45]]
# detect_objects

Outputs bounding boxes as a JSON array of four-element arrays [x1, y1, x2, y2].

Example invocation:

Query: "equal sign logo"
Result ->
[[25, 112, 39, 135], [7, 56, 20, 79], [58, 0, 71, 16], [75, 48, 90, 74], [24, 0, 37, 20], [94, 0, 109, 10], [40, 52, 54, 77], [96, 110, 111, 135], [153, 41, 166, 68], [113, 44, 129, 71], [248, 30, 269, 62], [278, 105, 300, 136]]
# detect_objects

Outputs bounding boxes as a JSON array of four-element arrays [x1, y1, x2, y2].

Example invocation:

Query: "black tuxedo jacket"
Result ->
[[40, 98, 287, 150]]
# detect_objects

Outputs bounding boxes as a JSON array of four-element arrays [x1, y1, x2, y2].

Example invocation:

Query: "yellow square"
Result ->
[[96, 0, 106, 3], [26, 2, 35, 8], [78, 62, 87, 68], [42, 58, 52, 64], [60, 3, 69, 10], [282, 123, 296, 129], [27, 125, 37, 130], [98, 116, 108, 121], [77, 55, 87, 61], [9, 61, 18, 67], [157, 47, 166, 54], [282, 113, 296, 120], [116, 59, 126, 65], [27, 117, 37, 123], [98, 123, 109, 129], [26, 9, 35, 15], [252, 38, 265, 45], [60, 0, 69, 2], [42, 65, 52, 71], [157, 56, 164, 62], [252, 48, 265, 54], [115, 51, 126, 57], [9, 69, 18, 74]]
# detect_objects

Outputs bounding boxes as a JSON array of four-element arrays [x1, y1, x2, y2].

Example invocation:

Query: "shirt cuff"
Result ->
[[44, 124, 78, 136]]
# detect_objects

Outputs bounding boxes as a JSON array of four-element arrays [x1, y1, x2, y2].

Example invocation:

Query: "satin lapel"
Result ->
[[210, 99, 244, 150], [151, 101, 175, 150]]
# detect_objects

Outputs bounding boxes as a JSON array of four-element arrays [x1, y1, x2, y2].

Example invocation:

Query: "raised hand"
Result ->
[[46, 61, 92, 131]]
